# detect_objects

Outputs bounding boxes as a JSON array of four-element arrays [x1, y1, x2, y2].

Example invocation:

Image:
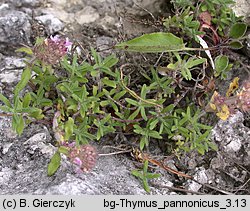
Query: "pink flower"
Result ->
[[34, 35, 72, 64]]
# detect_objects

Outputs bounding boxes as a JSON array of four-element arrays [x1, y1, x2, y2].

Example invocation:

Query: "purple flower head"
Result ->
[[33, 35, 72, 64], [68, 144, 98, 173], [65, 37, 73, 49], [73, 157, 83, 167]]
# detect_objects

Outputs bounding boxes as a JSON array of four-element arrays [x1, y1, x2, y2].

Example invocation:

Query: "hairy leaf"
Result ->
[[47, 151, 61, 176], [115, 32, 185, 53]]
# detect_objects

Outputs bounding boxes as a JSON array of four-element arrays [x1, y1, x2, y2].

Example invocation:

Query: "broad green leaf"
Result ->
[[115, 32, 185, 53], [101, 77, 117, 88], [103, 55, 119, 68], [141, 84, 147, 99], [92, 85, 98, 96], [128, 108, 140, 120], [64, 117, 74, 140], [185, 58, 206, 68], [162, 104, 174, 113], [229, 23, 247, 39], [12, 114, 24, 135], [149, 119, 159, 130], [91, 47, 101, 65], [215, 55, 229, 73], [47, 151, 61, 176], [125, 98, 139, 106], [229, 41, 243, 49], [14, 67, 31, 96], [22, 92, 31, 108], [140, 136, 148, 150], [113, 90, 127, 101], [148, 131, 162, 139], [140, 107, 147, 121], [29, 108, 44, 119], [0, 93, 11, 107], [16, 115, 25, 135]]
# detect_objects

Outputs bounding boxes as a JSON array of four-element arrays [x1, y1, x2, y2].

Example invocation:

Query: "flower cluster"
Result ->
[[68, 144, 98, 173], [33, 35, 72, 65], [236, 81, 250, 113], [209, 91, 231, 120], [207, 78, 250, 120]]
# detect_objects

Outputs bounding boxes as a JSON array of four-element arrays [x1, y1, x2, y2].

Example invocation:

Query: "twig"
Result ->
[[234, 178, 250, 194], [133, 1, 156, 21], [99, 145, 132, 156], [151, 182, 206, 195], [98, 149, 132, 156], [0, 113, 13, 117], [191, 178, 234, 195]]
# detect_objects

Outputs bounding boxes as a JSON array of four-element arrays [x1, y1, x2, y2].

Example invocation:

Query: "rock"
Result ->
[[211, 111, 250, 165], [75, 6, 100, 25], [9, 0, 42, 8], [186, 167, 208, 192], [232, 0, 250, 24], [0, 56, 26, 83], [35, 14, 64, 35], [0, 123, 147, 194], [0, 10, 31, 51]]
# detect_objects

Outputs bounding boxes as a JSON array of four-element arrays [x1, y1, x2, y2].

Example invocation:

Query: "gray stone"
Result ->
[[211, 111, 250, 165], [9, 0, 42, 8], [75, 6, 100, 25], [0, 56, 26, 83], [233, 0, 250, 24], [35, 14, 64, 35], [0, 10, 31, 49], [186, 167, 209, 192]]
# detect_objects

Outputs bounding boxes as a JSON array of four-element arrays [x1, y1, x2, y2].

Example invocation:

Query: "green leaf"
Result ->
[[15, 47, 33, 55], [102, 55, 119, 68], [113, 90, 127, 101], [0, 93, 11, 107], [149, 119, 159, 130], [125, 98, 139, 106], [131, 169, 143, 179], [140, 136, 148, 150], [12, 114, 25, 135], [185, 58, 206, 68], [229, 23, 247, 39], [140, 107, 147, 121], [47, 151, 61, 176], [22, 92, 31, 108], [148, 130, 162, 139], [101, 77, 117, 88], [91, 47, 101, 65], [143, 160, 149, 173], [115, 32, 185, 53], [146, 173, 161, 179], [0, 105, 13, 112], [128, 108, 140, 120], [64, 117, 74, 140], [58, 146, 69, 155], [142, 179, 150, 193], [229, 41, 243, 49], [14, 67, 31, 96], [215, 55, 229, 73]]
